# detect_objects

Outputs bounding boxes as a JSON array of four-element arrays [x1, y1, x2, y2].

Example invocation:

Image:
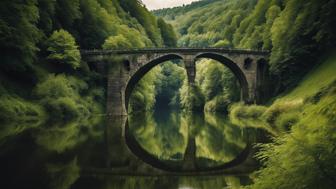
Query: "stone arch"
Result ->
[[124, 54, 183, 111], [195, 53, 250, 101]]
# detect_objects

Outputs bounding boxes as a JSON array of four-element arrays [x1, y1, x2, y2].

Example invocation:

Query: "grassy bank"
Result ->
[[229, 54, 336, 188]]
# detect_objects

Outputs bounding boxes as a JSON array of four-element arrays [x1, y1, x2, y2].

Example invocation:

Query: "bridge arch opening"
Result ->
[[195, 53, 249, 102], [125, 54, 184, 112], [121, 51, 259, 172]]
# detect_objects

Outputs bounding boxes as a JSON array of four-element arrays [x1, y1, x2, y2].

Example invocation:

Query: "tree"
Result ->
[[157, 18, 177, 47], [47, 29, 81, 70], [102, 34, 132, 49], [0, 0, 41, 71]]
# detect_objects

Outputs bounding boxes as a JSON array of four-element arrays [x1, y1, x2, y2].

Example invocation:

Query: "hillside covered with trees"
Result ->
[[0, 0, 177, 122], [153, 0, 336, 188], [155, 0, 336, 92]]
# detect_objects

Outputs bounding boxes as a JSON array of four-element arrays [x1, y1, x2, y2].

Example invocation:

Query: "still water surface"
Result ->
[[0, 108, 265, 189]]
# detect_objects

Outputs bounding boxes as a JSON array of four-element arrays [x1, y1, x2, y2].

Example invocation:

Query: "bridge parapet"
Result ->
[[81, 47, 269, 56]]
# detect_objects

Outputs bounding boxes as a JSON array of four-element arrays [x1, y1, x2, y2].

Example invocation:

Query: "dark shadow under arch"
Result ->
[[125, 54, 183, 112], [195, 53, 249, 101], [256, 58, 269, 103]]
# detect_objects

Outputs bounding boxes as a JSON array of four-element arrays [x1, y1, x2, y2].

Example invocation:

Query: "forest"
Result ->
[[154, 0, 336, 188], [0, 0, 178, 122], [0, 0, 336, 188]]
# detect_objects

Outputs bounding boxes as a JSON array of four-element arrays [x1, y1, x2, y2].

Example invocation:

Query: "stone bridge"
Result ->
[[81, 48, 269, 175], [82, 48, 269, 116]]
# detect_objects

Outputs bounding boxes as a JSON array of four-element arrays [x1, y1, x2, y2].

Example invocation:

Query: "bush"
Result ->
[[35, 74, 75, 99], [262, 100, 303, 126], [34, 74, 101, 121], [230, 103, 267, 120], [102, 35, 132, 49], [247, 103, 336, 189]]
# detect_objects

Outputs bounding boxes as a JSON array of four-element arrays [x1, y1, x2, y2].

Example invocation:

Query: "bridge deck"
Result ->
[[81, 47, 270, 56]]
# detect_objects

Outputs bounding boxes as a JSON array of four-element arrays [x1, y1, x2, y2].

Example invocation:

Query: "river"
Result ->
[[0, 108, 267, 189]]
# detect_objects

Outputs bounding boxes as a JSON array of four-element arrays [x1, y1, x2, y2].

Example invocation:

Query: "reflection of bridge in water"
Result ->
[[81, 116, 259, 176], [81, 48, 269, 175]]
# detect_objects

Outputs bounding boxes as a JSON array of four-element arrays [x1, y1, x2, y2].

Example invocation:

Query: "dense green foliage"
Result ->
[[129, 67, 161, 113], [155, 0, 336, 91], [155, 1, 336, 188], [0, 0, 41, 72], [230, 55, 336, 188], [1, 0, 336, 188], [120, 0, 162, 46], [155, 61, 186, 107], [34, 74, 101, 121], [0, 0, 175, 120], [196, 60, 240, 112], [139, 59, 240, 112], [157, 18, 177, 47], [47, 30, 81, 69], [180, 83, 205, 112]]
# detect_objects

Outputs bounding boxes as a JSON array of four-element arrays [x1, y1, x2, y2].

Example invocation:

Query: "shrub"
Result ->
[[34, 74, 101, 121], [262, 100, 303, 126], [35, 74, 75, 99], [230, 103, 267, 120], [102, 35, 132, 49]]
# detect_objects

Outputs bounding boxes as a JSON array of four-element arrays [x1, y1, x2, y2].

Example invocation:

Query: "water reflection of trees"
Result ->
[[196, 112, 247, 163], [47, 158, 80, 189], [34, 116, 103, 153], [129, 111, 247, 164], [129, 111, 187, 160], [0, 119, 44, 141], [0, 116, 104, 189]]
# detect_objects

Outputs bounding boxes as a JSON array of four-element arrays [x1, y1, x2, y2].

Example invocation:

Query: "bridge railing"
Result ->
[[80, 47, 270, 55]]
